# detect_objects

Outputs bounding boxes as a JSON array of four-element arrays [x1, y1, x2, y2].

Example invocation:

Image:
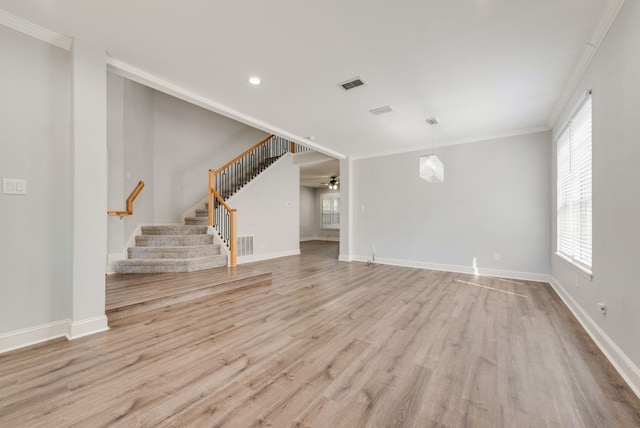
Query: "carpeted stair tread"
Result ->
[[141, 225, 208, 235], [135, 234, 213, 247], [116, 256, 227, 274], [128, 245, 221, 259]]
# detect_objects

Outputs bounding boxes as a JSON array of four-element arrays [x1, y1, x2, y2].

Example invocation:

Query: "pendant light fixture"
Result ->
[[420, 117, 444, 183]]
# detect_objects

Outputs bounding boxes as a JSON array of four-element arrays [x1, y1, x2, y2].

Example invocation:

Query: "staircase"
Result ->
[[114, 134, 311, 274], [115, 224, 226, 274]]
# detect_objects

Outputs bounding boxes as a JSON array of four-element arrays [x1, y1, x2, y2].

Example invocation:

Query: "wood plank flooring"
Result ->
[[105, 266, 272, 321], [1, 241, 639, 427]]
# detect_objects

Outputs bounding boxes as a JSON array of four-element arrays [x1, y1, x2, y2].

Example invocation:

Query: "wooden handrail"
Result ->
[[107, 180, 145, 216], [211, 134, 274, 175], [208, 169, 237, 267]]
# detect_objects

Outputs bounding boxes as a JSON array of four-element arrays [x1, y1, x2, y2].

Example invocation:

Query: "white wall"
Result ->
[[352, 131, 551, 278], [232, 154, 300, 262], [550, 0, 640, 395], [0, 26, 72, 334]]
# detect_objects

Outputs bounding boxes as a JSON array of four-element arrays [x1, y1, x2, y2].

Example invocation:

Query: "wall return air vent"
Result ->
[[339, 77, 366, 91]]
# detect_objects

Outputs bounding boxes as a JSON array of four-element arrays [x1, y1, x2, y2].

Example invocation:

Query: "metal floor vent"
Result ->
[[237, 235, 254, 257], [339, 77, 366, 91]]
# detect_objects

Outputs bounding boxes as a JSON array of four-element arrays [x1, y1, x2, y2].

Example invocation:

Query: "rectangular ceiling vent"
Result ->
[[369, 105, 394, 115], [425, 117, 440, 125], [339, 77, 366, 91]]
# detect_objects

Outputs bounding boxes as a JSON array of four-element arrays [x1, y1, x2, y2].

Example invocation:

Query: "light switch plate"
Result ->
[[3, 178, 27, 195]]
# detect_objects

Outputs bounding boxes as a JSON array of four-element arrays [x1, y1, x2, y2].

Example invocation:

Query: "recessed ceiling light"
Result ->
[[248, 77, 262, 85]]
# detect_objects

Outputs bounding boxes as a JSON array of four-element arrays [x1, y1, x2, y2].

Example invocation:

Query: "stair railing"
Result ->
[[208, 169, 237, 266], [107, 180, 145, 217], [208, 134, 311, 266]]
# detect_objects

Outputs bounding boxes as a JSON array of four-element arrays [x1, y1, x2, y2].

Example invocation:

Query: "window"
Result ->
[[557, 91, 592, 272], [321, 193, 340, 229]]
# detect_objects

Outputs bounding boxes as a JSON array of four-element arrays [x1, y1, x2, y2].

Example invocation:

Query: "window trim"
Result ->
[[320, 192, 340, 230]]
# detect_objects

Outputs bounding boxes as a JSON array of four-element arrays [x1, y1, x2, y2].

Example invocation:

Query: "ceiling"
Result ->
[[0, 0, 612, 158], [299, 159, 340, 188]]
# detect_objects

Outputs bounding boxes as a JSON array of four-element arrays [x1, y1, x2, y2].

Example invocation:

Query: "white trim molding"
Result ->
[[68, 316, 109, 340], [547, 0, 627, 127], [549, 276, 640, 399], [0, 9, 72, 50], [0, 320, 69, 355], [351, 255, 550, 283], [238, 249, 300, 264], [0, 316, 110, 354], [351, 127, 551, 160]]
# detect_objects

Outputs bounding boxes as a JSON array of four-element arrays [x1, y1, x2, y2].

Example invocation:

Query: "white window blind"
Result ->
[[557, 92, 592, 270], [321, 193, 340, 229]]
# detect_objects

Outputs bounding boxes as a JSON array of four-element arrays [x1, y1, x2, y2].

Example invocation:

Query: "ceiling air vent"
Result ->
[[369, 105, 394, 115], [425, 117, 440, 125], [339, 77, 366, 91]]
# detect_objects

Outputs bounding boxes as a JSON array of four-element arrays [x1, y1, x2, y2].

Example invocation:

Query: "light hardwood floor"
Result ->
[[1, 241, 639, 427]]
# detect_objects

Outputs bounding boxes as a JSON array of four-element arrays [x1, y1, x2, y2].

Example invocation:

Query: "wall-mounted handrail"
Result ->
[[107, 180, 145, 216], [208, 169, 237, 266]]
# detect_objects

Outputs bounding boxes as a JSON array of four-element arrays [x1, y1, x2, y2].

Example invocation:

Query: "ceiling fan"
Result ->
[[321, 176, 340, 190]]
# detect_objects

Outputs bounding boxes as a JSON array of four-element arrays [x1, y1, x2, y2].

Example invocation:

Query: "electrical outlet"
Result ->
[[493, 253, 500, 262], [3, 178, 27, 195]]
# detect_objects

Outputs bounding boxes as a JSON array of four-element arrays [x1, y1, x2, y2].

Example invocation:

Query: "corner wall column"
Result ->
[[339, 156, 353, 261], [70, 38, 109, 338]]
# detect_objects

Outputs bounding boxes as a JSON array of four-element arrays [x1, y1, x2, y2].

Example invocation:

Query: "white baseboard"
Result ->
[[351, 255, 550, 282], [238, 249, 300, 264], [338, 254, 353, 262], [549, 276, 640, 399], [0, 315, 110, 354], [68, 315, 110, 340], [0, 320, 69, 354], [300, 236, 340, 242]]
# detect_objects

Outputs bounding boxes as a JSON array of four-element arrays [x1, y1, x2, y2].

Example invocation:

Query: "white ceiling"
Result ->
[[0, 0, 612, 158]]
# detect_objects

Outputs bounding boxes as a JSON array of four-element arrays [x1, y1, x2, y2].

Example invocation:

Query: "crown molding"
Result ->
[[107, 58, 345, 160], [547, 0, 627, 128], [351, 126, 551, 160], [0, 9, 71, 50]]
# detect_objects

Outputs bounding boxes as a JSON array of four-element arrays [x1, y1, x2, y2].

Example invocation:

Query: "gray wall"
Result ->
[[107, 75, 269, 254], [0, 26, 71, 333], [352, 131, 551, 276], [551, 0, 640, 381], [300, 186, 315, 239]]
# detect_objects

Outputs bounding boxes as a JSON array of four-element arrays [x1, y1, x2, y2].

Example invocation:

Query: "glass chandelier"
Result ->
[[419, 117, 444, 183]]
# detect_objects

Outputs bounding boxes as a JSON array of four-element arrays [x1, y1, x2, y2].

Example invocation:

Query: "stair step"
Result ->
[[185, 217, 208, 225], [115, 256, 228, 274], [195, 209, 209, 217], [136, 234, 213, 247], [128, 245, 220, 259], [141, 225, 208, 236], [106, 270, 272, 322]]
